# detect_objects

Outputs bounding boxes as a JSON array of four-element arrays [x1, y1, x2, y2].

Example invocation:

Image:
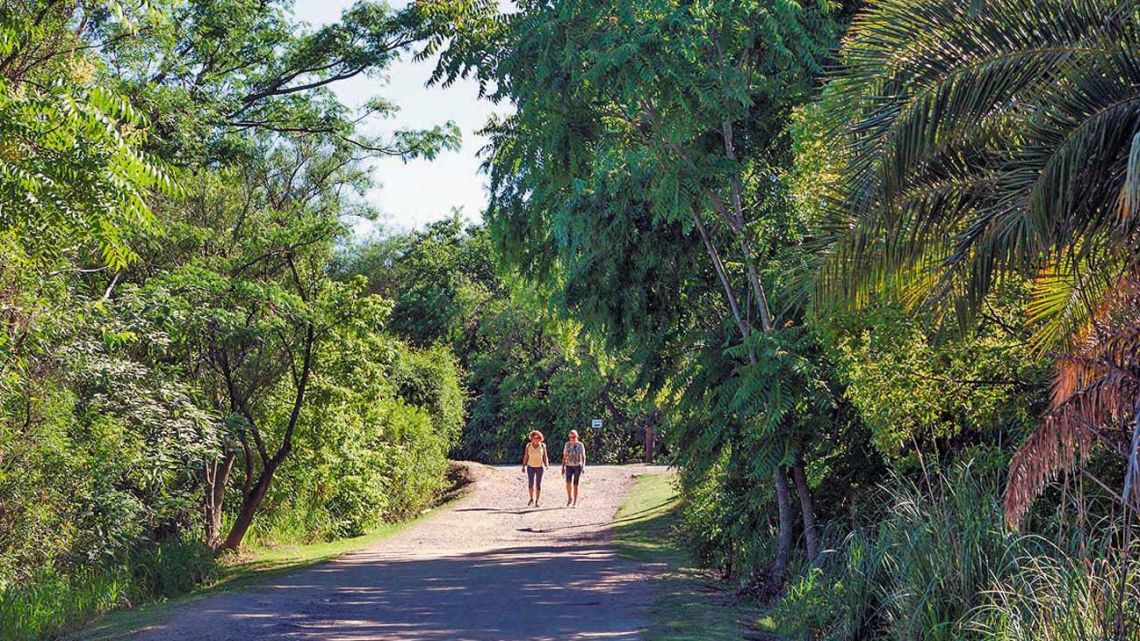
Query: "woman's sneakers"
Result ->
[[527, 498, 534, 506], [567, 497, 573, 507]]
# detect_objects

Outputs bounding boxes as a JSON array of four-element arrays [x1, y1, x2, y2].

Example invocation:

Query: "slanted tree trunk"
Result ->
[[220, 456, 284, 551], [792, 453, 820, 563], [203, 450, 235, 547], [695, 204, 798, 588], [656, 111, 794, 588], [217, 323, 315, 552], [772, 466, 794, 587]]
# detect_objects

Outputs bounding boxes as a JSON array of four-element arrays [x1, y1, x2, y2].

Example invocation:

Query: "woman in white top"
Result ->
[[521, 430, 549, 506], [561, 429, 586, 507]]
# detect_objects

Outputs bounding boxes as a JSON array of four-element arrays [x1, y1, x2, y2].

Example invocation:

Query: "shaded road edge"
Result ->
[[611, 470, 774, 641]]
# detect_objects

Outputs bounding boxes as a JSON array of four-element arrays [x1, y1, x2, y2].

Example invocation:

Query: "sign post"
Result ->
[[590, 418, 602, 429]]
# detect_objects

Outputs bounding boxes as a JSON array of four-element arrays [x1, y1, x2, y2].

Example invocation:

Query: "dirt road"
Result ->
[[123, 464, 665, 641]]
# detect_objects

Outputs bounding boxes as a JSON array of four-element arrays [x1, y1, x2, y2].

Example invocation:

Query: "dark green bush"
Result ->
[[254, 330, 464, 544]]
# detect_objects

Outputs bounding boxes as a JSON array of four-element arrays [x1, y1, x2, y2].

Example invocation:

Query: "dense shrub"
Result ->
[[774, 465, 1140, 641], [677, 456, 780, 585], [253, 329, 464, 543], [1, 291, 466, 637]]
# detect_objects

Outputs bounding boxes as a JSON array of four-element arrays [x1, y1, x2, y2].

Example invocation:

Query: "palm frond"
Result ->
[[1026, 251, 1120, 353], [1005, 274, 1140, 525], [815, 0, 1140, 340]]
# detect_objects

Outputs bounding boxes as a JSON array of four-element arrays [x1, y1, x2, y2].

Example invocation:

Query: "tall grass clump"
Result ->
[[976, 537, 1140, 640], [0, 570, 127, 641], [0, 535, 216, 641], [776, 464, 1139, 640]]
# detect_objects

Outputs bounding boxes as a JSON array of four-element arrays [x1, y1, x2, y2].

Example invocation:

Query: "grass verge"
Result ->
[[72, 465, 476, 641], [612, 471, 765, 641]]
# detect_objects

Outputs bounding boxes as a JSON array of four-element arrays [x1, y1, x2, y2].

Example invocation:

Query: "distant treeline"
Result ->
[[335, 216, 661, 465]]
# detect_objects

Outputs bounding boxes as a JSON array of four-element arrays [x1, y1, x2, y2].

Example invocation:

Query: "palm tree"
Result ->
[[816, 0, 1140, 523]]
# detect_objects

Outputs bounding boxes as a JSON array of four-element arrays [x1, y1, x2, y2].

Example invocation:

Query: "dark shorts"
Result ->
[[564, 465, 582, 485], [526, 465, 544, 488]]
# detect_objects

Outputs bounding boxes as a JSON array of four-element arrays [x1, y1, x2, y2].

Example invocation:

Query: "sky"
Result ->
[[294, 0, 501, 237]]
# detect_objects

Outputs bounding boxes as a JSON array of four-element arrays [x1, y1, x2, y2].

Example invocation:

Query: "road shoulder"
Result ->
[[612, 471, 765, 641]]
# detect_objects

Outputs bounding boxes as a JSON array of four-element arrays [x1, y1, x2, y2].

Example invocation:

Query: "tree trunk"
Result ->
[[772, 466, 794, 587], [217, 321, 313, 552], [641, 409, 659, 463], [203, 450, 235, 548], [218, 459, 281, 551], [692, 207, 750, 341], [793, 453, 820, 563]]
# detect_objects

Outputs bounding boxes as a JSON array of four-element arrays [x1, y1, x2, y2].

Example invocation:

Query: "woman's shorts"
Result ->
[[526, 465, 544, 487], [564, 465, 583, 485]]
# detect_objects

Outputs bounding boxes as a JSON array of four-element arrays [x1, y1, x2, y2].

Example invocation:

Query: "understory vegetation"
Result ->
[[3, 0, 1140, 639]]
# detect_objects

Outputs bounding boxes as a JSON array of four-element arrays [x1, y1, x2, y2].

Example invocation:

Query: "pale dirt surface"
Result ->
[[121, 463, 668, 641]]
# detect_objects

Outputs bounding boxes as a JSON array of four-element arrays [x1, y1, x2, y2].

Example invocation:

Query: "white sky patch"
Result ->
[[295, 0, 503, 236]]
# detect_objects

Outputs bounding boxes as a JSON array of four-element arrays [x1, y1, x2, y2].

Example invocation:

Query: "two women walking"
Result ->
[[521, 429, 587, 508]]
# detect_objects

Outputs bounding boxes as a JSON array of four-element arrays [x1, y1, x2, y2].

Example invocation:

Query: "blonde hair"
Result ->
[[568, 429, 579, 438], [528, 430, 544, 442]]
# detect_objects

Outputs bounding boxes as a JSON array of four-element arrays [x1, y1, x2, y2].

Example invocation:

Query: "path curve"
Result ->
[[126, 464, 665, 641]]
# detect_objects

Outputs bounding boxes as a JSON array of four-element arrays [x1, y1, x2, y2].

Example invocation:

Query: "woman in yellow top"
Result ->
[[521, 430, 549, 506]]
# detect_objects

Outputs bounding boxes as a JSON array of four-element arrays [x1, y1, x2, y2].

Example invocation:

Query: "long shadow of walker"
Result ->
[[131, 539, 650, 641]]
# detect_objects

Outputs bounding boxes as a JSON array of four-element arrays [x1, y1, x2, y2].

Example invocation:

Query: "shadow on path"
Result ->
[[132, 539, 650, 641], [119, 464, 666, 641]]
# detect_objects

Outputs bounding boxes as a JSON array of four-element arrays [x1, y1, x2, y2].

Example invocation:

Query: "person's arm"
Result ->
[[522, 445, 528, 472], [581, 443, 586, 471], [543, 443, 550, 468], [561, 443, 568, 470]]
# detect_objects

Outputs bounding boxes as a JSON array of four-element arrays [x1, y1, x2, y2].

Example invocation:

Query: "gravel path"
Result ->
[[124, 463, 666, 641]]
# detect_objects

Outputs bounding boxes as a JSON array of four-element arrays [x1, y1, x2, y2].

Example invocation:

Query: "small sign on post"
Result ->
[[590, 418, 602, 429]]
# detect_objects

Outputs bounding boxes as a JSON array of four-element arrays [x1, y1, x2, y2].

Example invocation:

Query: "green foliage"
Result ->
[[775, 465, 1140, 641], [819, 295, 1049, 467], [977, 542, 1140, 641], [103, 0, 460, 164], [336, 215, 502, 349], [336, 219, 654, 464], [0, 1, 172, 269], [462, 304, 648, 463], [816, 0, 1140, 342], [420, 0, 838, 342], [0, 534, 217, 641], [3, 0, 1138, 640], [259, 323, 464, 541], [676, 454, 778, 581], [0, 0, 467, 635]]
